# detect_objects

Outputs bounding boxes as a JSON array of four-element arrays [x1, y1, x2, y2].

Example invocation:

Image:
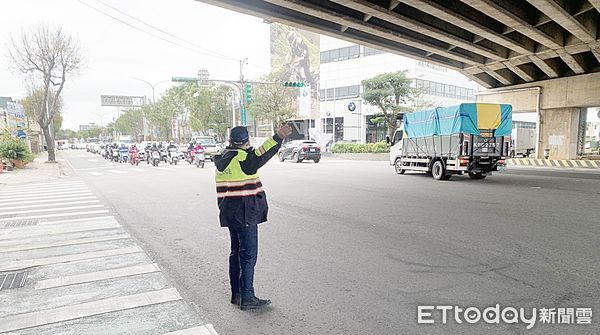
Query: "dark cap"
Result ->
[[230, 126, 249, 145]]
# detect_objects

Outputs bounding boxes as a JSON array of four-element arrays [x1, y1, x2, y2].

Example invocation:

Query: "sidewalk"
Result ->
[[0, 153, 71, 188], [0, 156, 219, 334]]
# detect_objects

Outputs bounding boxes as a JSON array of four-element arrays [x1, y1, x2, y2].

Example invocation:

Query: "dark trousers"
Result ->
[[228, 226, 258, 299]]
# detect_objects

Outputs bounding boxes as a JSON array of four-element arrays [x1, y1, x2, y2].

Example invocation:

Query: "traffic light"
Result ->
[[244, 83, 252, 103], [283, 81, 305, 87]]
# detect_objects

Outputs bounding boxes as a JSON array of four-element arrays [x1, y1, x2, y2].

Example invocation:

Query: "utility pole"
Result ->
[[132, 78, 170, 141]]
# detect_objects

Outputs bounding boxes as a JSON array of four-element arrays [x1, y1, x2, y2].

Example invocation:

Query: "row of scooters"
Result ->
[[99, 145, 205, 168]]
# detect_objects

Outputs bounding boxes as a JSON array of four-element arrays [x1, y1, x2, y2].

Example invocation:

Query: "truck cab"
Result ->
[[389, 126, 404, 170]]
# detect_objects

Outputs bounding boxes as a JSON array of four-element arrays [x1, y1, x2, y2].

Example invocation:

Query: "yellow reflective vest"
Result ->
[[214, 135, 281, 228]]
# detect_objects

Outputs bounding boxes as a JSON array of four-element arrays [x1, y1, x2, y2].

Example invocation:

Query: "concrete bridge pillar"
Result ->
[[539, 107, 581, 160]]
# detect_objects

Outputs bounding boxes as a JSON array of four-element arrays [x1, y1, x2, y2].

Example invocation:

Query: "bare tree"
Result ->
[[8, 25, 83, 162]]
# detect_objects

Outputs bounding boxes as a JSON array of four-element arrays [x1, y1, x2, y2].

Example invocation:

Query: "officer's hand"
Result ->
[[277, 123, 293, 139]]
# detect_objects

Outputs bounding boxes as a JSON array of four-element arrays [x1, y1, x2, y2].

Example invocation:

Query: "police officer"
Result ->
[[215, 124, 292, 310]]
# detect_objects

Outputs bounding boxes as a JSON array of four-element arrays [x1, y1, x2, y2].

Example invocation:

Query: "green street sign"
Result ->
[[241, 106, 247, 126], [171, 77, 197, 83]]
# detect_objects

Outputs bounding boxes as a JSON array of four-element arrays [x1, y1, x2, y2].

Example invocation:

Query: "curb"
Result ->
[[507, 158, 600, 169]]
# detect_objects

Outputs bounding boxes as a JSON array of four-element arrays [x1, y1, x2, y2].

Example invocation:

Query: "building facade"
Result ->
[[0, 96, 44, 153], [316, 36, 480, 144]]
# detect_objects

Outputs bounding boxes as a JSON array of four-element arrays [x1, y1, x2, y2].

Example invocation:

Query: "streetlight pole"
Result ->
[[132, 78, 170, 141]]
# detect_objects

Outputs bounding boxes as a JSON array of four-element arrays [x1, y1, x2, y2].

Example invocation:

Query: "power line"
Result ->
[[77, 0, 234, 61], [92, 0, 237, 61]]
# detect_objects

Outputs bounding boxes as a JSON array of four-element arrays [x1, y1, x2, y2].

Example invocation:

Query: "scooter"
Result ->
[[151, 150, 161, 167], [130, 152, 140, 166], [119, 150, 129, 163], [112, 150, 120, 162], [167, 148, 179, 165], [194, 149, 205, 168]]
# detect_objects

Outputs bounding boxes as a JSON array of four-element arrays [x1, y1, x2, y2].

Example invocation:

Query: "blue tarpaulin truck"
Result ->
[[389, 103, 512, 180]]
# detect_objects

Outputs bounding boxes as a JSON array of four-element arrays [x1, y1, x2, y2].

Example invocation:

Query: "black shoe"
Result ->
[[231, 293, 241, 305], [240, 296, 271, 310]]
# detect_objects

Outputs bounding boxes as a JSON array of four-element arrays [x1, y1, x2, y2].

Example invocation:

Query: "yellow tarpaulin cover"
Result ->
[[476, 103, 501, 130]]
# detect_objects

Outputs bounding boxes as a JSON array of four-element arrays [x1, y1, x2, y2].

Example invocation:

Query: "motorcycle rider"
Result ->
[[129, 143, 139, 163], [167, 141, 178, 160], [186, 141, 195, 161], [105, 144, 113, 159], [118, 143, 128, 162]]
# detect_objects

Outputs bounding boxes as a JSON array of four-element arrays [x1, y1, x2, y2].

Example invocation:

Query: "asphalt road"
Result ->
[[62, 150, 600, 335]]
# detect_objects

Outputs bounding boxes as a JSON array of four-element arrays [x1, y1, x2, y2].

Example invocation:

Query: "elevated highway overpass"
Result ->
[[196, 0, 600, 159]]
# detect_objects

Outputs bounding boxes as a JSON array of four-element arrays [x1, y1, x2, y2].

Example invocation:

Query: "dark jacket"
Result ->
[[214, 134, 282, 229]]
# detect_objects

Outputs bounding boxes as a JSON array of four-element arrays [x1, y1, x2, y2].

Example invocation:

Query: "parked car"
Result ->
[[278, 140, 321, 163], [192, 136, 220, 161]]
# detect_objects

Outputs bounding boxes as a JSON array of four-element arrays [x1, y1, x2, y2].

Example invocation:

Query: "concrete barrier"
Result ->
[[507, 158, 600, 169]]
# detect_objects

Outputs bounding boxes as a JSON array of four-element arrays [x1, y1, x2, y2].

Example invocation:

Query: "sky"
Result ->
[[0, 0, 272, 130]]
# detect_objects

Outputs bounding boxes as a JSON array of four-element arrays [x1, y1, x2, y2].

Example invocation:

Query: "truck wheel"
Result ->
[[468, 172, 487, 180], [394, 159, 405, 174], [279, 153, 285, 162], [431, 160, 447, 180]]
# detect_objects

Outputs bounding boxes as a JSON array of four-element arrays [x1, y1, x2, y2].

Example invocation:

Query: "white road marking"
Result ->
[[35, 263, 160, 290], [108, 169, 126, 174], [39, 216, 115, 225], [0, 200, 100, 211], [0, 188, 89, 199], [0, 288, 181, 333], [0, 219, 119, 241], [0, 185, 87, 196], [0, 196, 96, 208], [0, 181, 85, 191], [130, 168, 148, 172], [88, 171, 103, 176], [87, 159, 99, 162], [1, 234, 130, 253], [0, 210, 110, 222], [3, 192, 94, 203], [162, 324, 219, 335], [0, 204, 104, 216], [0, 246, 143, 272]]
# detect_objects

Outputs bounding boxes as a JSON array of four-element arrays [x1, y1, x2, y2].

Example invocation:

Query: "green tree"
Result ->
[[114, 108, 144, 138], [22, 88, 63, 135], [189, 85, 232, 141], [56, 129, 77, 140], [248, 74, 297, 128], [9, 25, 83, 162], [362, 71, 414, 137]]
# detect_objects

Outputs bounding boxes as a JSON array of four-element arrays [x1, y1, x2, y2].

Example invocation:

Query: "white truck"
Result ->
[[511, 122, 536, 157], [389, 103, 512, 180]]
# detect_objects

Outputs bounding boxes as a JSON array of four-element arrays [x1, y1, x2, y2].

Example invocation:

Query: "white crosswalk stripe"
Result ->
[[0, 196, 97, 208], [4, 192, 94, 203], [0, 180, 104, 222], [88, 171, 103, 176], [0, 200, 100, 211], [0, 179, 211, 334], [108, 170, 126, 174]]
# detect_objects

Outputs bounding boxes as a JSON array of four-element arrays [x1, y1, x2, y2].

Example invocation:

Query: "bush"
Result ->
[[331, 141, 390, 153], [0, 136, 34, 163]]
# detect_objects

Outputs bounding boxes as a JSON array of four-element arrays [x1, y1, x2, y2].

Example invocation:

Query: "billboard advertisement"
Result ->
[[270, 23, 320, 119]]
